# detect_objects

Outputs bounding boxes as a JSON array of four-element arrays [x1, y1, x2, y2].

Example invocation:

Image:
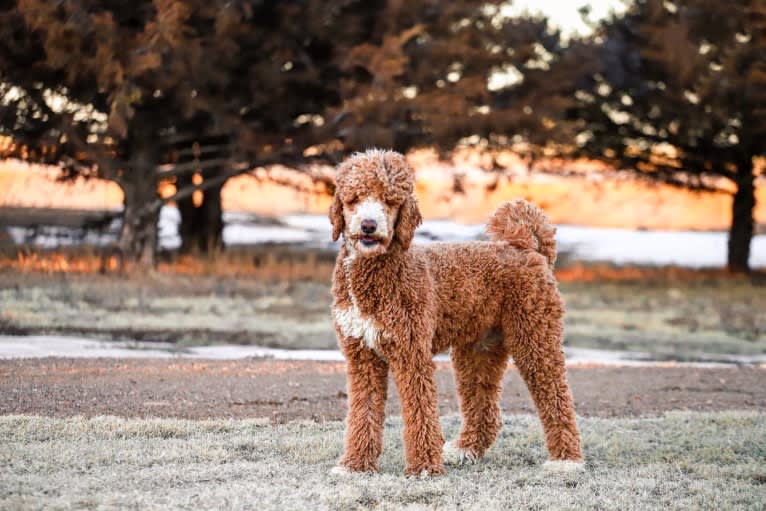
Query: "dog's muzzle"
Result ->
[[350, 199, 389, 249]]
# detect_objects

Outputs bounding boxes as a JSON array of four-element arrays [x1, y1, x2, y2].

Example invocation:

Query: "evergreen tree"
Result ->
[[1, 1, 594, 268], [0, 0, 250, 267], [572, 0, 766, 272]]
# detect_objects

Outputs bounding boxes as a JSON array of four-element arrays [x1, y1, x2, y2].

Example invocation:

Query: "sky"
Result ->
[[503, 0, 626, 36]]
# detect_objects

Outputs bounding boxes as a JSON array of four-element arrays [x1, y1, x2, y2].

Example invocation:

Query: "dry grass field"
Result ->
[[1, 412, 764, 510], [1, 268, 763, 360]]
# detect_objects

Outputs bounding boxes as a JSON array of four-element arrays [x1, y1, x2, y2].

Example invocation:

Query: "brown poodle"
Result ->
[[329, 149, 583, 476]]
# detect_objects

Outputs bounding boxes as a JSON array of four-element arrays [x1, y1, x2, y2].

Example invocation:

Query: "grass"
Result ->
[[1, 266, 764, 359], [0, 271, 336, 349], [1, 412, 765, 510], [0, 245, 336, 281], [562, 280, 766, 357]]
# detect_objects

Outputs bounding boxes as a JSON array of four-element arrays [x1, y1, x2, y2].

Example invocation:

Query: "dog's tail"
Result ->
[[487, 199, 557, 269]]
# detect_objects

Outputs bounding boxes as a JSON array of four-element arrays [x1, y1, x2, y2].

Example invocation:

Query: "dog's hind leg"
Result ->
[[334, 342, 389, 473], [502, 282, 583, 469], [444, 331, 511, 465]]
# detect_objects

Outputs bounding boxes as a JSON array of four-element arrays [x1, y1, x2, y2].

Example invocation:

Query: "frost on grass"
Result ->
[[1, 412, 765, 510]]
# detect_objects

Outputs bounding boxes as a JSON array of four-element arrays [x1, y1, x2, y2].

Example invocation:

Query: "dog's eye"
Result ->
[[346, 196, 359, 206]]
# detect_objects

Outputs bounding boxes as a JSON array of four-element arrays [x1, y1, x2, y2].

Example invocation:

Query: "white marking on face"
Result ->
[[332, 254, 381, 352], [349, 198, 388, 238]]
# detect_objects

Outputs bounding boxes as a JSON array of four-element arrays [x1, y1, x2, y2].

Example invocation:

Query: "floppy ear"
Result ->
[[394, 195, 422, 250], [329, 193, 344, 241]]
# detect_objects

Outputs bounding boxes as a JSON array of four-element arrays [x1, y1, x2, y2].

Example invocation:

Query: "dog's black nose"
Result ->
[[361, 219, 377, 234]]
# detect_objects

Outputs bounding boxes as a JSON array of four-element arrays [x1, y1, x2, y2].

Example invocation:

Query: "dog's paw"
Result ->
[[442, 440, 478, 466], [543, 460, 585, 474], [404, 464, 446, 477]]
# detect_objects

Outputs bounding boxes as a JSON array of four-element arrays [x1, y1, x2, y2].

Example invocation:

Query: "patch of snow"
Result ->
[[158, 206, 181, 249], [189, 344, 345, 361], [555, 225, 766, 268], [2, 335, 764, 368], [0, 336, 175, 359], [416, 220, 485, 242], [282, 214, 334, 234], [220, 213, 766, 268], [6, 226, 32, 245], [222, 224, 312, 245], [4, 207, 764, 268]]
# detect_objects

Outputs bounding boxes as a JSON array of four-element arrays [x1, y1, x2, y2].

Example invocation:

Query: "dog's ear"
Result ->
[[394, 195, 422, 250], [329, 192, 344, 241]]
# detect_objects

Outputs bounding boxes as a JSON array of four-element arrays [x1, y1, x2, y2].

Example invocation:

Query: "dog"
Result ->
[[329, 149, 583, 476]]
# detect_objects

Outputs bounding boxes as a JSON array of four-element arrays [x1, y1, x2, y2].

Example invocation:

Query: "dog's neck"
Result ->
[[341, 239, 408, 285]]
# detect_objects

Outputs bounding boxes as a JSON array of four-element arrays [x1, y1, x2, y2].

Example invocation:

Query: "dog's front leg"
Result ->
[[387, 343, 445, 476], [335, 341, 389, 473]]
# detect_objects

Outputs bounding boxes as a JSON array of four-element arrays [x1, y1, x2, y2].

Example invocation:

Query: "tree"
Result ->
[[325, 2, 597, 158], [1, 1, 596, 269], [572, 0, 766, 272], [0, 0, 256, 268]]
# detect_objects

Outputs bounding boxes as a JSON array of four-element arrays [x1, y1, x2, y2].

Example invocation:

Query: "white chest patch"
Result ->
[[333, 254, 381, 351], [333, 303, 380, 350]]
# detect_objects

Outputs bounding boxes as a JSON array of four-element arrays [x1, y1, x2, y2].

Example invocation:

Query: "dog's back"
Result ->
[[413, 200, 558, 354]]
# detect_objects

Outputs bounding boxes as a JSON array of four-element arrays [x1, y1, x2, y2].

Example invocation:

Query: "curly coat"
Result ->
[[330, 149, 582, 476]]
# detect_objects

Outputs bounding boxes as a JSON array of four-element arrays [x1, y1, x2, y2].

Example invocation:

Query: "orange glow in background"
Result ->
[[1, 156, 764, 232]]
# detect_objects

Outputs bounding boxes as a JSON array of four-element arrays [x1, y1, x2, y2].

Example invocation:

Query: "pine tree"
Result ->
[[572, 0, 766, 272], [0, 1, 595, 268], [0, 0, 250, 268]]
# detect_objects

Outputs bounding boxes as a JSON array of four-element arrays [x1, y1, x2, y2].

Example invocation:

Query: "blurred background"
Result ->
[[0, 0, 764, 363]]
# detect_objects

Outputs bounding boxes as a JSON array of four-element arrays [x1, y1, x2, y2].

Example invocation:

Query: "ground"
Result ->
[[1, 269, 765, 509], [2, 412, 765, 510], [1, 359, 765, 421]]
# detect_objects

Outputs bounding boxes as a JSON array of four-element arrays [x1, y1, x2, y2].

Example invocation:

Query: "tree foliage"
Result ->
[[0, 0, 595, 268], [573, 0, 766, 271], [0, 0, 255, 266]]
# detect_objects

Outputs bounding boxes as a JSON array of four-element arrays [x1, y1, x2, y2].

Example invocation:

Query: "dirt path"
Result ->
[[1, 358, 763, 421]]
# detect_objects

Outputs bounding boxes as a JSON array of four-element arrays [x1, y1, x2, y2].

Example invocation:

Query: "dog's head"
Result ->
[[330, 149, 422, 257]]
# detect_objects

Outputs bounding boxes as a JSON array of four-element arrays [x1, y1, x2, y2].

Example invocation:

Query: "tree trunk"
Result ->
[[118, 132, 160, 272], [178, 169, 224, 255], [177, 172, 197, 254], [727, 159, 755, 273], [199, 176, 224, 253]]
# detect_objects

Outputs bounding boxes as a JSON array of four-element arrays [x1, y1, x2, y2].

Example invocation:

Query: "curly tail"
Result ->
[[486, 199, 557, 269]]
